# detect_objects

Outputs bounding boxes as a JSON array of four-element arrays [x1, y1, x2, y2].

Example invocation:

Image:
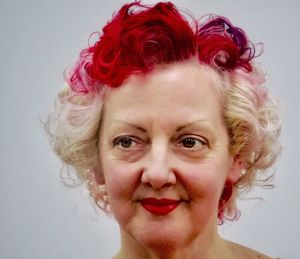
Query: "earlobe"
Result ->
[[87, 167, 105, 186], [95, 154, 105, 184], [219, 156, 244, 222], [94, 168, 105, 185], [228, 156, 244, 183], [87, 168, 110, 212]]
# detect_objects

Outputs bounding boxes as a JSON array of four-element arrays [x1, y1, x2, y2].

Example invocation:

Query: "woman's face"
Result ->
[[98, 60, 241, 249]]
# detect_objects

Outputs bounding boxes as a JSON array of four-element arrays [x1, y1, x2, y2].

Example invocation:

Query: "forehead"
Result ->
[[102, 60, 223, 123], [104, 60, 221, 104]]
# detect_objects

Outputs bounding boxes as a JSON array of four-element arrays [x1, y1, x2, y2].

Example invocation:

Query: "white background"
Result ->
[[0, 0, 299, 258]]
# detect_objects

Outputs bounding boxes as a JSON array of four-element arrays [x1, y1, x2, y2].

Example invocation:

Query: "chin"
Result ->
[[131, 221, 194, 252], [138, 232, 181, 251]]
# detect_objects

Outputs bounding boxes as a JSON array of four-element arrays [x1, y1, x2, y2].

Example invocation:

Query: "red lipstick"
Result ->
[[141, 198, 180, 215]]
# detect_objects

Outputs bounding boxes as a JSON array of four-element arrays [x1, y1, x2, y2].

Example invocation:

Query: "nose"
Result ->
[[141, 142, 176, 190]]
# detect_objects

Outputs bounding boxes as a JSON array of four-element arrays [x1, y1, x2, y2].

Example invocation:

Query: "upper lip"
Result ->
[[141, 198, 180, 205]]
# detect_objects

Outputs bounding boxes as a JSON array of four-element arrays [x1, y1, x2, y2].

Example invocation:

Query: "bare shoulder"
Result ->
[[225, 240, 273, 259]]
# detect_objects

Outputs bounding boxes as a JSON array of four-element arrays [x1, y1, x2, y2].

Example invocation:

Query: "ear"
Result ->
[[91, 164, 105, 185], [94, 154, 105, 185], [227, 155, 244, 183]]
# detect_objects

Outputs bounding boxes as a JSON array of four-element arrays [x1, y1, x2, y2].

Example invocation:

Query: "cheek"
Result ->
[[103, 163, 139, 202], [102, 163, 141, 224], [183, 163, 227, 200], [185, 165, 227, 222]]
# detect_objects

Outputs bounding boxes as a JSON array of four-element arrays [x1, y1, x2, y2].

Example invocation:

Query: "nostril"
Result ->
[[143, 181, 173, 190], [162, 183, 173, 188], [144, 182, 152, 188]]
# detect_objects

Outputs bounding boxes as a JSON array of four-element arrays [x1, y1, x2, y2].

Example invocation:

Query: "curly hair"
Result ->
[[45, 1, 281, 221]]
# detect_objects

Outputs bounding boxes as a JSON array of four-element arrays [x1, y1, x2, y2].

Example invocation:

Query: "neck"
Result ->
[[113, 227, 231, 259]]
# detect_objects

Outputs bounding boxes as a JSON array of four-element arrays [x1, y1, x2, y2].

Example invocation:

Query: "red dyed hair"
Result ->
[[68, 1, 257, 94]]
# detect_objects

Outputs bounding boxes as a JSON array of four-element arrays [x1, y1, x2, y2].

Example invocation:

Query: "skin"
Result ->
[[97, 60, 272, 259]]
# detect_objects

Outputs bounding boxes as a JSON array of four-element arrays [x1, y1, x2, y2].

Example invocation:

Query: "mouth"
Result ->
[[140, 198, 180, 216]]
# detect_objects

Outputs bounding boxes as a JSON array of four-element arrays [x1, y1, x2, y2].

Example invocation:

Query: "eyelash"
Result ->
[[113, 136, 140, 149], [177, 135, 208, 149]]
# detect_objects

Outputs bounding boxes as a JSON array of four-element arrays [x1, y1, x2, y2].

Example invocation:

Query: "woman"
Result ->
[[46, 1, 281, 258]]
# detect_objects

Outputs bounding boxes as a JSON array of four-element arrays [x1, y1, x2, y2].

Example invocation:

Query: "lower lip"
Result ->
[[141, 199, 180, 216]]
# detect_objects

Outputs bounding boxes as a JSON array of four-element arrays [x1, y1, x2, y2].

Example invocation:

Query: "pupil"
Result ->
[[183, 138, 195, 148], [121, 138, 132, 148]]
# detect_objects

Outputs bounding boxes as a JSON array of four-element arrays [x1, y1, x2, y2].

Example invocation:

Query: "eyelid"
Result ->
[[177, 134, 208, 148], [113, 135, 145, 149], [179, 134, 207, 142], [113, 135, 135, 144]]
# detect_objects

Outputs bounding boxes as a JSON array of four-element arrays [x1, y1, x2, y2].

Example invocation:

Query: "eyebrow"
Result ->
[[176, 119, 210, 132], [113, 120, 147, 133], [113, 119, 212, 133]]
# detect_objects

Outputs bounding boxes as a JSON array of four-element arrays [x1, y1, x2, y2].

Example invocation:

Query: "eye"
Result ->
[[113, 136, 135, 148], [181, 137, 198, 148], [178, 136, 207, 149]]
